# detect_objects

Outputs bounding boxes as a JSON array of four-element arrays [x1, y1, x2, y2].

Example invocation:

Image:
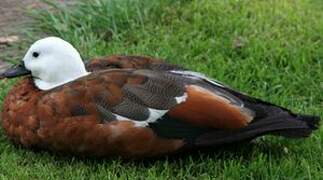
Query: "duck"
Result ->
[[0, 37, 320, 158]]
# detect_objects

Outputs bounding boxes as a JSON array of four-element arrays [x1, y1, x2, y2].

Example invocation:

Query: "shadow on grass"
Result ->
[[5, 137, 289, 168]]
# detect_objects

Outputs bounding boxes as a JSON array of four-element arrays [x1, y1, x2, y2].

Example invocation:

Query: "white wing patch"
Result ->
[[175, 92, 187, 104], [114, 93, 188, 127], [146, 109, 168, 123]]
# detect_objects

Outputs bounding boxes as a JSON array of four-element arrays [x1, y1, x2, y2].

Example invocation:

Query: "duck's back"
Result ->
[[86, 55, 184, 72]]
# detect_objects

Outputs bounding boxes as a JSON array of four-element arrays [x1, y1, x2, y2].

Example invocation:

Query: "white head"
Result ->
[[22, 37, 89, 90]]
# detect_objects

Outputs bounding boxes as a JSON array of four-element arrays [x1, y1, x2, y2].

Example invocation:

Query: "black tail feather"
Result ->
[[195, 110, 320, 146], [271, 114, 320, 138], [296, 114, 320, 129]]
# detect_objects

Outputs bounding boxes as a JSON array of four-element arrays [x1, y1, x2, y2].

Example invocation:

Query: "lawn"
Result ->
[[0, 0, 322, 179]]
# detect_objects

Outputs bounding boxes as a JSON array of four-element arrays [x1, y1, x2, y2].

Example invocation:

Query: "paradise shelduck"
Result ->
[[0, 37, 320, 158]]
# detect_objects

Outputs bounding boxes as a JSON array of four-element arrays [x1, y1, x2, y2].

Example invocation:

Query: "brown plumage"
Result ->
[[1, 37, 320, 158], [86, 55, 184, 72]]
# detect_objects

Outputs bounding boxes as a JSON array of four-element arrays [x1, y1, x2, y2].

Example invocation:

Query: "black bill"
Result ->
[[0, 62, 31, 79]]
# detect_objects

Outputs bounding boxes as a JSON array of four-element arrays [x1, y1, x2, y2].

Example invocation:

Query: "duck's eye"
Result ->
[[32, 52, 39, 58]]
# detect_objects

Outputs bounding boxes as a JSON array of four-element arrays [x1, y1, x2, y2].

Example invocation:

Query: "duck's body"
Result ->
[[0, 37, 320, 158]]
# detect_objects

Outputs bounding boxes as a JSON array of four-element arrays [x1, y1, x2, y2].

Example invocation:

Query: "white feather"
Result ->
[[171, 70, 224, 87], [175, 92, 187, 104]]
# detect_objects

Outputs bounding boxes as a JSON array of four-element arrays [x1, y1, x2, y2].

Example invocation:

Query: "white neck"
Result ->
[[34, 71, 90, 90]]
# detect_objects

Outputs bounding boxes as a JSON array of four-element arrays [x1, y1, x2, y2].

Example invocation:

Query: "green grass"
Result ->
[[1, 0, 323, 179]]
